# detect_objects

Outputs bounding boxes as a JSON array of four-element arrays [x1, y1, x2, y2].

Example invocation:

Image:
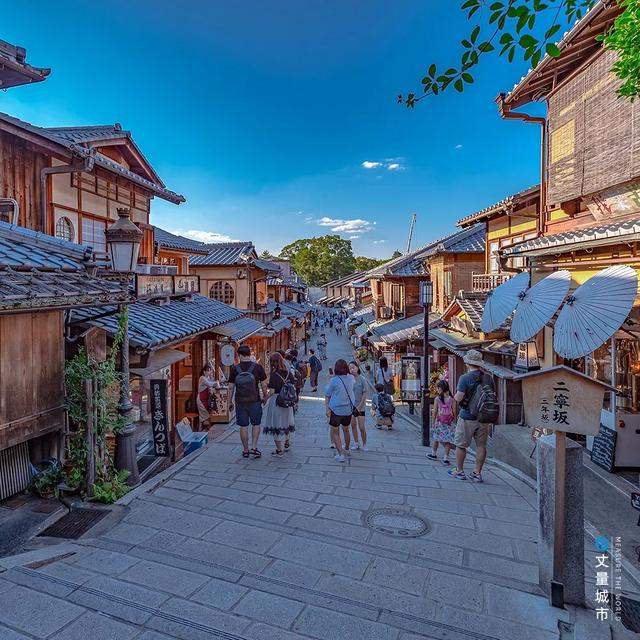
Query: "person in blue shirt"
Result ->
[[324, 358, 355, 462]]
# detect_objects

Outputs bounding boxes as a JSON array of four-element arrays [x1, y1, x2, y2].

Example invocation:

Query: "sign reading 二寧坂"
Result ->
[[518, 365, 614, 437]]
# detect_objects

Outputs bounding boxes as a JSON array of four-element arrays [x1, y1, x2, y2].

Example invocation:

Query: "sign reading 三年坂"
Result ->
[[150, 379, 170, 457], [400, 356, 422, 402], [518, 365, 614, 437], [136, 274, 200, 298]]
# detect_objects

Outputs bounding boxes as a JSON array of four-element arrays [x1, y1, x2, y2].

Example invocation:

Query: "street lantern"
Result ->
[[419, 280, 434, 307], [105, 207, 141, 487], [419, 280, 434, 447], [105, 207, 143, 273], [515, 340, 541, 373]]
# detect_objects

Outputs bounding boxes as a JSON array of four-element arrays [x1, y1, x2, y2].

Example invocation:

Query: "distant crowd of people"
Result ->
[[218, 307, 496, 481]]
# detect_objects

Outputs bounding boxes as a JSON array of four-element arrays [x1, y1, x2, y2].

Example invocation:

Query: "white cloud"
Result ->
[[349, 235, 360, 240], [373, 239, 386, 244], [362, 158, 405, 171], [171, 229, 238, 243], [317, 217, 375, 234], [455, 144, 463, 150]]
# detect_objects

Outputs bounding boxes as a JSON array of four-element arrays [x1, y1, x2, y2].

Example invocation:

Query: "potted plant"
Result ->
[[30, 462, 63, 498]]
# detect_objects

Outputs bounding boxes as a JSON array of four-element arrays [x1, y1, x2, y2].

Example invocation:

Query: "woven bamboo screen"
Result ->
[[547, 49, 639, 205]]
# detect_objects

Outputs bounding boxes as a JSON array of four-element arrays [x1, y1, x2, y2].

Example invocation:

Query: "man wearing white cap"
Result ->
[[449, 349, 490, 482]]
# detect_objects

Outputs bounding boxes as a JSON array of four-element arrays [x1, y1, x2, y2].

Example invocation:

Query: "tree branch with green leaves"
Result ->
[[398, 0, 638, 108]]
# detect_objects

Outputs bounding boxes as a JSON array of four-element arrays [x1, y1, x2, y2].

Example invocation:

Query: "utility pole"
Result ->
[[406, 213, 417, 254]]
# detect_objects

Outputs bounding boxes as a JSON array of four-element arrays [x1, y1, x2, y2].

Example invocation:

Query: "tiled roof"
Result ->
[[280, 300, 311, 315], [0, 112, 185, 204], [444, 290, 510, 332], [457, 185, 540, 227], [423, 223, 485, 256], [213, 316, 265, 342], [350, 305, 374, 320], [322, 271, 367, 288], [0, 221, 129, 313], [71, 293, 244, 350], [189, 242, 256, 267], [369, 313, 423, 345], [256, 316, 292, 336], [0, 39, 50, 89], [252, 258, 281, 273], [45, 124, 129, 145], [153, 227, 209, 254], [502, 217, 640, 257]]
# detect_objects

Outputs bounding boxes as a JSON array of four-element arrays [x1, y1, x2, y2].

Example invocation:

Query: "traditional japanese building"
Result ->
[[0, 39, 49, 89], [0, 222, 129, 499]]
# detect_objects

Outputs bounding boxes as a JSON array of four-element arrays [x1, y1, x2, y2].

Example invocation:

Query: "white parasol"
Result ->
[[554, 265, 638, 360], [480, 271, 530, 333], [510, 270, 571, 343]]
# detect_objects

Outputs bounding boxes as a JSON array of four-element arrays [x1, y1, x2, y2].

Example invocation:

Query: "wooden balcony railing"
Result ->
[[472, 272, 512, 292]]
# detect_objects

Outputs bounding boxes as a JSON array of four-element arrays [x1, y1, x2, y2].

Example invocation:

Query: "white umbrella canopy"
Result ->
[[510, 270, 571, 343], [554, 265, 639, 360], [481, 271, 530, 333]]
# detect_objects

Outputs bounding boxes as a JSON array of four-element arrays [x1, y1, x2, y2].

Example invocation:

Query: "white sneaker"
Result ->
[[350, 443, 359, 451], [334, 453, 346, 462], [361, 445, 368, 451]]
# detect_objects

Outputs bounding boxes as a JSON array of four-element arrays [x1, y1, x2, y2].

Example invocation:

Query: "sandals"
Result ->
[[242, 450, 250, 458], [250, 448, 262, 459], [284, 440, 290, 450], [271, 450, 284, 457]]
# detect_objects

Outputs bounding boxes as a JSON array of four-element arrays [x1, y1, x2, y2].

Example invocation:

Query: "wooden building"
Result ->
[[0, 223, 129, 499], [497, 0, 640, 467], [0, 39, 49, 89], [319, 271, 366, 307], [153, 226, 209, 274]]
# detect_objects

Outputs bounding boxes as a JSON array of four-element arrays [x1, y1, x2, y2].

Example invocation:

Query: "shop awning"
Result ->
[[369, 313, 424, 345], [212, 316, 265, 342], [255, 316, 292, 337], [130, 348, 189, 378], [429, 327, 486, 353], [355, 323, 371, 337]]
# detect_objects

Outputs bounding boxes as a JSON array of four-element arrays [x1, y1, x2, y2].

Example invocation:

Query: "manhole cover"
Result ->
[[38, 508, 108, 539], [364, 508, 430, 538]]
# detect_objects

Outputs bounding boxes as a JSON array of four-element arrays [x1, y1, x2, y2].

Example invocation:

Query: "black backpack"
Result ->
[[378, 393, 396, 418], [468, 373, 499, 424], [276, 372, 298, 408], [234, 364, 259, 403]]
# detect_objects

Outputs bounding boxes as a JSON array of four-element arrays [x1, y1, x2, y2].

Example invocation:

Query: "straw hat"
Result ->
[[463, 349, 484, 367]]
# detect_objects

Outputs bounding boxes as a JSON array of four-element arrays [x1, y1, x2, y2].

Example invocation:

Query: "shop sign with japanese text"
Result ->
[[150, 379, 171, 457]]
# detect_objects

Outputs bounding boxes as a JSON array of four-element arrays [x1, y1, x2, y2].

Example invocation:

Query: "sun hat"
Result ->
[[463, 349, 484, 367]]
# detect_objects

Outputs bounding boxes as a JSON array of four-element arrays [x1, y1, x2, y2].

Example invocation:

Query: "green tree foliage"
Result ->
[[355, 256, 386, 271], [398, 0, 637, 107], [279, 235, 357, 285], [259, 249, 277, 259], [600, 0, 640, 100]]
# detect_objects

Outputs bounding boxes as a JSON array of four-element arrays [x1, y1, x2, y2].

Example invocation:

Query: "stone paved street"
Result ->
[[0, 331, 573, 640]]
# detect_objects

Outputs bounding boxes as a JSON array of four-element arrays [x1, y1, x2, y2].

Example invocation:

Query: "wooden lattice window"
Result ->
[[55, 216, 75, 242], [210, 281, 235, 305]]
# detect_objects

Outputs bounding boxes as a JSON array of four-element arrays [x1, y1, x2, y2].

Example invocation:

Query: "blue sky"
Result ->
[[3, 1, 544, 258]]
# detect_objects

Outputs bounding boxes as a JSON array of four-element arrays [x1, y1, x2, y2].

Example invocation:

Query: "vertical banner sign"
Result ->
[[400, 356, 422, 402], [150, 379, 170, 457]]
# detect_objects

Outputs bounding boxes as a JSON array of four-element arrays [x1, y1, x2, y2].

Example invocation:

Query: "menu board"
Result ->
[[590, 425, 617, 473]]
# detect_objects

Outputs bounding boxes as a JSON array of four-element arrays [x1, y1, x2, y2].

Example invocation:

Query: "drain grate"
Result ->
[[38, 508, 108, 539], [363, 507, 430, 538]]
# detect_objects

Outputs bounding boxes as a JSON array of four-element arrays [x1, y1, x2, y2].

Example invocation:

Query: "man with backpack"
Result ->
[[228, 345, 268, 459], [449, 350, 498, 482]]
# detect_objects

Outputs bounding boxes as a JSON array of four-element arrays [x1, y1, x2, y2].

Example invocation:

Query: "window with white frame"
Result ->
[[81, 217, 107, 253]]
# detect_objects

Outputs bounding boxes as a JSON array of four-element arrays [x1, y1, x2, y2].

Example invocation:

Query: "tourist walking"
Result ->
[[371, 383, 395, 430], [228, 345, 268, 458], [197, 364, 218, 429], [375, 356, 395, 395], [324, 358, 356, 462], [349, 361, 367, 450], [263, 352, 296, 456], [426, 380, 455, 465], [308, 349, 322, 392], [449, 350, 494, 482]]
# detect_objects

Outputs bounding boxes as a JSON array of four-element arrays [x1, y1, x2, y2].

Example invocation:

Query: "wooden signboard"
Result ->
[[519, 366, 613, 437], [150, 379, 170, 457], [590, 425, 617, 472], [174, 275, 199, 295], [400, 356, 422, 402], [137, 275, 173, 298]]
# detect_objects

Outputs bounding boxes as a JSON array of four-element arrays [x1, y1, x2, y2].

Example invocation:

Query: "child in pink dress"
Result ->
[[426, 380, 456, 465]]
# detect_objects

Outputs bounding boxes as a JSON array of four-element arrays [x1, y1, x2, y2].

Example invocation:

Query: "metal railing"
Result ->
[[472, 272, 512, 292]]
